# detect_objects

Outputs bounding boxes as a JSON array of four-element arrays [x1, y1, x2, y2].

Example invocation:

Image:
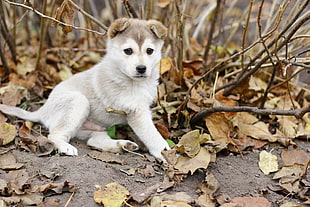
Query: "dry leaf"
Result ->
[[94, 183, 130, 207], [37, 198, 61, 207], [0, 82, 25, 106], [234, 113, 277, 142], [54, 0, 76, 34], [0, 123, 17, 146], [88, 151, 126, 165], [229, 196, 272, 207], [0, 151, 24, 170], [280, 202, 303, 207], [258, 150, 279, 175], [39, 181, 77, 195], [174, 147, 211, 175], [281, 149, 310, 166], [160, 58, 173, 74], [278, 116, 298, 138], [205, 112, 231, 151]]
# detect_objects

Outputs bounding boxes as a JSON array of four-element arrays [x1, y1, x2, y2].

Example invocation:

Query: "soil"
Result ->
[[10, 138, 310, 206]]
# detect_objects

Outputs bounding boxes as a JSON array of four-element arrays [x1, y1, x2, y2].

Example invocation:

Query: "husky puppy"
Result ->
[[0, 18, 170, 161]]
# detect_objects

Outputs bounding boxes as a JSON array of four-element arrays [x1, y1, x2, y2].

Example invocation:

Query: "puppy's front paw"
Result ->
[[56, 142, 78, 156], [117, 140, 139, 151]]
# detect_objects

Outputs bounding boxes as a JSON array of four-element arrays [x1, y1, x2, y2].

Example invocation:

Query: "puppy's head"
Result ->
[[106, 18, 167, 80]]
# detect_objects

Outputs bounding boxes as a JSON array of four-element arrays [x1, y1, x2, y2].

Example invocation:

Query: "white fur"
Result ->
[[0, 19, 170, 161]]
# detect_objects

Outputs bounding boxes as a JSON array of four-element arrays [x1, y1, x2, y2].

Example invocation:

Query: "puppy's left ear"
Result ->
[[147, 20, 167, 40]]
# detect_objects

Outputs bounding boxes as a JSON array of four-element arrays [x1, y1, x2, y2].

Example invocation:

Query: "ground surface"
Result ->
[[9, 138, 309, 206]]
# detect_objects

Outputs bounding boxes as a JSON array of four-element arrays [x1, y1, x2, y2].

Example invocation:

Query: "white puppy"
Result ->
[[0, 18, 170, 161]]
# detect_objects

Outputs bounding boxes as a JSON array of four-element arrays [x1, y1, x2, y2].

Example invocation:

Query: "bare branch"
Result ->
[[190, 106, 310, 128], [4, 0, 106, 36]]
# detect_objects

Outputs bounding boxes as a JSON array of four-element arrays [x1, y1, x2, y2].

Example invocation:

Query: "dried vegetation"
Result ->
[[0, 0, 310, 206]]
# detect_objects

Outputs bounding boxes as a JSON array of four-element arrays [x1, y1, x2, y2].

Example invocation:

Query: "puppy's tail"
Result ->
[[0, 104, 41, 122]]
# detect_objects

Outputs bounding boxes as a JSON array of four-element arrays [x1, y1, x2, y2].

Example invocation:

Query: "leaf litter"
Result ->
[[1, 0, 310, 206]]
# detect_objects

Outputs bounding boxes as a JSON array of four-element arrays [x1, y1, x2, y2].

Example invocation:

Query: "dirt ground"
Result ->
[[8, 138, 309, 206]]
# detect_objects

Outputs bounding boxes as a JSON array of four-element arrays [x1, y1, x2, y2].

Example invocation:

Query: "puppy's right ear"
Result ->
[[108, 18, 130, 39]]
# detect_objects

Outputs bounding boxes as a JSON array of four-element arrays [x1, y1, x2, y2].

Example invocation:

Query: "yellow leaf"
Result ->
[[0, 123, 17, 145], [305, 122, 310, 132], [175, 147, 211, 175], [94, 182, 130, 207], [59, 65, 72, 81], [258, 150, 278, 175], [159, 58, 173, 75]]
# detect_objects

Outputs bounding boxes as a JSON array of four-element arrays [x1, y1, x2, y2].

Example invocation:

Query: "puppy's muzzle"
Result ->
[[136, 65, 147, 74]]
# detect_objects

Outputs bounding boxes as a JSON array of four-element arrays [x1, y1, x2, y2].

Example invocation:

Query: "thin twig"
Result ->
[[4, 0, 106, 36], [64, 192, 75, 207], [67, 0, 108, 31], [122, 0, 138, 18], [190, 106, 310, 127], [203, 0, 221, 67], [220, 9, 310, 96]]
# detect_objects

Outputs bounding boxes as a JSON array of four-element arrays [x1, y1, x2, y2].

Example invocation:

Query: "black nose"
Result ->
[[136, 65, 146, 74]]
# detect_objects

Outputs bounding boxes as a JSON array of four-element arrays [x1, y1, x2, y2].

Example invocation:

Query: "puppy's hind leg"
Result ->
[[84, 131, 139, 153], [45, 92, 90, 156]]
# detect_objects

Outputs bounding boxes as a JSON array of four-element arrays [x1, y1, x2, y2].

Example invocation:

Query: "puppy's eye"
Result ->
[[123, 48, 133, 55], [146, 48, 154, 55]]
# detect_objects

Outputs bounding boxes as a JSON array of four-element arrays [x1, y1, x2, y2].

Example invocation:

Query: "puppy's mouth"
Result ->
[[132, 74, 148, 79]]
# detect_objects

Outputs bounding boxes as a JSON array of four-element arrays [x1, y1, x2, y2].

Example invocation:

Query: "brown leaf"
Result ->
[[174, 147, 211, 175], [229, 196, 272, 207], [156, 124, 170, 139], [1, 169, 30, 195], [281, 149, 310, 166], [137, 165, 156, 178], [205, 112, 231, 151], [0, 151, 24, 170], [54, 0, 76, 34], [0, 82, 26, 106], [234, 112, 277, 142], [39, 181, 77, 195], [37, 198, 61, 207], [88, 151, 126, 165]]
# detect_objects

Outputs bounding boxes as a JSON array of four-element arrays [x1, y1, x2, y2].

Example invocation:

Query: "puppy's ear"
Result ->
[[109, 18, 130, 39], [147, 20, 167, 40]]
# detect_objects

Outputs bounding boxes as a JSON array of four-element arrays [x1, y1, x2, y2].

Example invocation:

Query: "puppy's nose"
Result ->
[[136, 65, 146, 74]]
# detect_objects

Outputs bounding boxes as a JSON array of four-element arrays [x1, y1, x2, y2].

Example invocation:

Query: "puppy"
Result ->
[[0, 18, 170, 161]]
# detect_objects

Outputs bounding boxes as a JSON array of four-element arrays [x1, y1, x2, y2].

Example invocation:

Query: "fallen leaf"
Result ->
[[205, 112, 231, 151], [1, 169, 29, 195], [278, 116, 298, 138], [230, 196, 272, 207], [197, 172, 220, 195], [19, 123, 55, 156], [0, 82, 25, 106], [174, 147, 211, 175], [37, 198, 61, 207], [196, 193, 216, 207], [281, 149, 310, 166], [280, 202, 303, 207], [94, 183, 130, 207], [39, 181, 77, 195], [16, 55, 35, 75], [234, 113, 277, 142], [88, 151, 126, 165], [0, 123, 17, 146], [137, 165, 155, 178], [258, 150, 279, 175], [0, 151, 24, 170]]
